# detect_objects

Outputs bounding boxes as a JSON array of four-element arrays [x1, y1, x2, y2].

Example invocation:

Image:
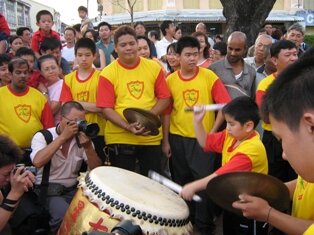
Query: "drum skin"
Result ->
[[58, 167, 193, 235]]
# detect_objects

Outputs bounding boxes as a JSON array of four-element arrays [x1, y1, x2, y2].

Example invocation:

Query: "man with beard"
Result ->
[[209, 31, 256, 99]]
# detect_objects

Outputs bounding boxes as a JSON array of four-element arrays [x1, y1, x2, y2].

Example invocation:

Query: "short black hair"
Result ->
[[97, 21, 112, 32], [148, 30, 160, 41], [72, 24, 82, 32], [0, 54, 11, 67], [270, 40, 297, 58], [64, 27, 76, 36], [160, 20, 173, 36], [9, 35, 21, 45], [213, 41, 227, 56], [75, 37, 96, 55], [261, 56, 314, 131], [8, 58, 29, 73], [176, 36, 200, 55], [0, 135, 21, 167], [16, 47, 35, 59], [40, 38, 62, 53], [114, 25, 136, 46], [223, 96, 260, 128], [36, 10, 53, 23], [61, 101, 85, 117], [137, 35, 152, 58], [16, 27, 31, 36], [134, 21, 145, 28], [83, 29, 98, 42], [37, 54, 58, 71], [78, 6, 88, 13]]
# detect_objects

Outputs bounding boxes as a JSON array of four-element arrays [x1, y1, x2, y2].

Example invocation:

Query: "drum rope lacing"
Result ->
[[84, 173, 190, 227]]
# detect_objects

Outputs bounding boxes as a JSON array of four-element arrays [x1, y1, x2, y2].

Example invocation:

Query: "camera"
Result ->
[[76, 120, 100, 138], [82, 220, 142, 235], [15, 164, 37, 175]]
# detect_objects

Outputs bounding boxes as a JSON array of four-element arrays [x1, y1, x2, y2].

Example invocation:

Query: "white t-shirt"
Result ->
[[61, 46, 75, 63], [30, 127, 88, 187], [48, 79, 63, 125], [155, 37, 177, 71]]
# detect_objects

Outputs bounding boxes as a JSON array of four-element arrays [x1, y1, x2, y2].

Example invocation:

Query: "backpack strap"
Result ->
[[37, 129, 53, 205]]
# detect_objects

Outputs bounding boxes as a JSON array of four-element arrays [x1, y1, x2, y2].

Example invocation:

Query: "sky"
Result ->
[[32, 0, 99, 25]]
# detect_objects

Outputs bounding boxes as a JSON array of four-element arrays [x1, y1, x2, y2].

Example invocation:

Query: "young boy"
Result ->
[[60, 37, 105, 163], [233, 55, 314, 235], [31, 10, 60, 59], [15, 47, 42, 88], [0, 54, 11, 86], [163, 36, 230, 235], [181, 96, 268, 235]]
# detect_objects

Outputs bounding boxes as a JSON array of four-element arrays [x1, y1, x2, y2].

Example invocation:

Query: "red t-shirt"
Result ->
[[31, 29, 60, 52]]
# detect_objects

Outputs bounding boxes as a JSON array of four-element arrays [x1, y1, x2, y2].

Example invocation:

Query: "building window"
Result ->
[[5, 1, 16, 28], [25, 7, 30, 27], [304, 0, 314, 9], [183, 0, 199, 9], [148, 0, 162, 10], [112, 0, 125, 14], [17, 3, 24, 26]]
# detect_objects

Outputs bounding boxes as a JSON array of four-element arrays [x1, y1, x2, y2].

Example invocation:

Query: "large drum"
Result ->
[[58, 167, 192, 235]]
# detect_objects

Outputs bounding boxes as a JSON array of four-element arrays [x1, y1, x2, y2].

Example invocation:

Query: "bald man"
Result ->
[[195, 22, 214, 48], [208, 31, 256, 99], [244, 34, 273, 70]]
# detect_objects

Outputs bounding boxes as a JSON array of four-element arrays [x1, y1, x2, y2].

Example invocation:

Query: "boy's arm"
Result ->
[[78, 101, 104, 113], [193, 108, 207, 148], [181, 173, 218, 201], [285, 179, 297, 199], [161, 114, 171, 158], [233, 194, 313, 235], [210, 109, 224, 133]]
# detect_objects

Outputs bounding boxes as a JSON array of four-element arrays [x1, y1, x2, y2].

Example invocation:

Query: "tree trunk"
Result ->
[[220, 0, 276, 47]]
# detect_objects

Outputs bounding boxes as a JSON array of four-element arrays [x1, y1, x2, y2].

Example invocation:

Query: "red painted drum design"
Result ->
[[58, 166, 192, 235]]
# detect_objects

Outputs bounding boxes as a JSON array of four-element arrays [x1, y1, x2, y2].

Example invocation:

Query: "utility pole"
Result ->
[[87, 0, 89, 12]]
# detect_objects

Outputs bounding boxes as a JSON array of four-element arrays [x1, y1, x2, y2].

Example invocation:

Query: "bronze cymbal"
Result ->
[[206, 172, 290, 216], [123, 108, 161, 136]]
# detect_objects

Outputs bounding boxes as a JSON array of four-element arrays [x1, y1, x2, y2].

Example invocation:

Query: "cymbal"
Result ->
[[123, 108, 161, 136], [206, 172, 290, 216]]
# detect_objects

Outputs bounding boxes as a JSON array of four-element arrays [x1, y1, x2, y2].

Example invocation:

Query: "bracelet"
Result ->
[[266, 206, 272, 223], [262, 206, 273, 228], [0, 203, 15, 212], [3, 198, 18, 205]]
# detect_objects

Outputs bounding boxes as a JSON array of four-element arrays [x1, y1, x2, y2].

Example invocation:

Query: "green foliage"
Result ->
[[304, 34, 314, 47]]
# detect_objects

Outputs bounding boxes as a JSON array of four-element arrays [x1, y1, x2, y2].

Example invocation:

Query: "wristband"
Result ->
[[0, 203, 15, 212], [3, 198, 18, 205]]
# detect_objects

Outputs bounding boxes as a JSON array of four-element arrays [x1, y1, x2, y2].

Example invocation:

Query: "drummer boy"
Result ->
[[233, 56, 314, 234], [181, 96, 268, 234]]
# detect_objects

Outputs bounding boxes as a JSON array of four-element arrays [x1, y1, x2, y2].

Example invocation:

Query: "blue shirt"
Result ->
[[96, 40, 114, 66]]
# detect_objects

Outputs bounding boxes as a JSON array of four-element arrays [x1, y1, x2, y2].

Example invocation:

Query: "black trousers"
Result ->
[[262, 130, 297, 182], [107, 144, 162, 177], [169, 134, 216, 235], [223, 210, 268, 235]]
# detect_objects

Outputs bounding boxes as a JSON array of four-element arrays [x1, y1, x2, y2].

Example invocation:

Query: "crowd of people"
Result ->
[[0, 4, 313, 235]]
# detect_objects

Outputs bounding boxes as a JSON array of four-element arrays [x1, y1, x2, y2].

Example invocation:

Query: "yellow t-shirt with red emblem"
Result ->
[[292, 176, 314, 220], [256, 73, 276, 131], [205, 130, 268, 175], [96, 57, 170, 145], [166, 67, 231, 138], [304, 224, 314, 235], [0, 85, 54, 148], [60, 69, 105, 136]]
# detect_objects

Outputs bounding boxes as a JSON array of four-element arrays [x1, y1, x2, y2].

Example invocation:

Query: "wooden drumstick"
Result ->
[[148, 170, 202, 202], [184, 104, 226, 112]]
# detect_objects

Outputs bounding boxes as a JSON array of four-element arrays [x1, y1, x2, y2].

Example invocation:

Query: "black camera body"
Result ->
[[15, 164, 37, 175], [76, 120, 100, 138], [82, 220, 142, 235]]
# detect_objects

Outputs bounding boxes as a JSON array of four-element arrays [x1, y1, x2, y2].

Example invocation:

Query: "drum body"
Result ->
[[59, 166, 192, 235]]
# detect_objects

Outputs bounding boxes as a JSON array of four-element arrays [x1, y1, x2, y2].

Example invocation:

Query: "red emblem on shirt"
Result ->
[[14, 104, 31, 123], [183, 89, 199, 107], [127, 81, 144, 99], [77, 91, 89, 102]]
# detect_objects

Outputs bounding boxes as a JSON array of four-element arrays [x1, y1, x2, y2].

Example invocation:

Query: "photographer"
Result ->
[[0, 135, 35, 232], [30, 101, 102, 234]]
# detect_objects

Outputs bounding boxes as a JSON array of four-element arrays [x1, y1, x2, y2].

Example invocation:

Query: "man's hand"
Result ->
[[232, 194, 272, 222], [60, 121, 79, 141], [126, 122, 151, 136], [77, 132, 92, 148], [10, 167, 35, 198]]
